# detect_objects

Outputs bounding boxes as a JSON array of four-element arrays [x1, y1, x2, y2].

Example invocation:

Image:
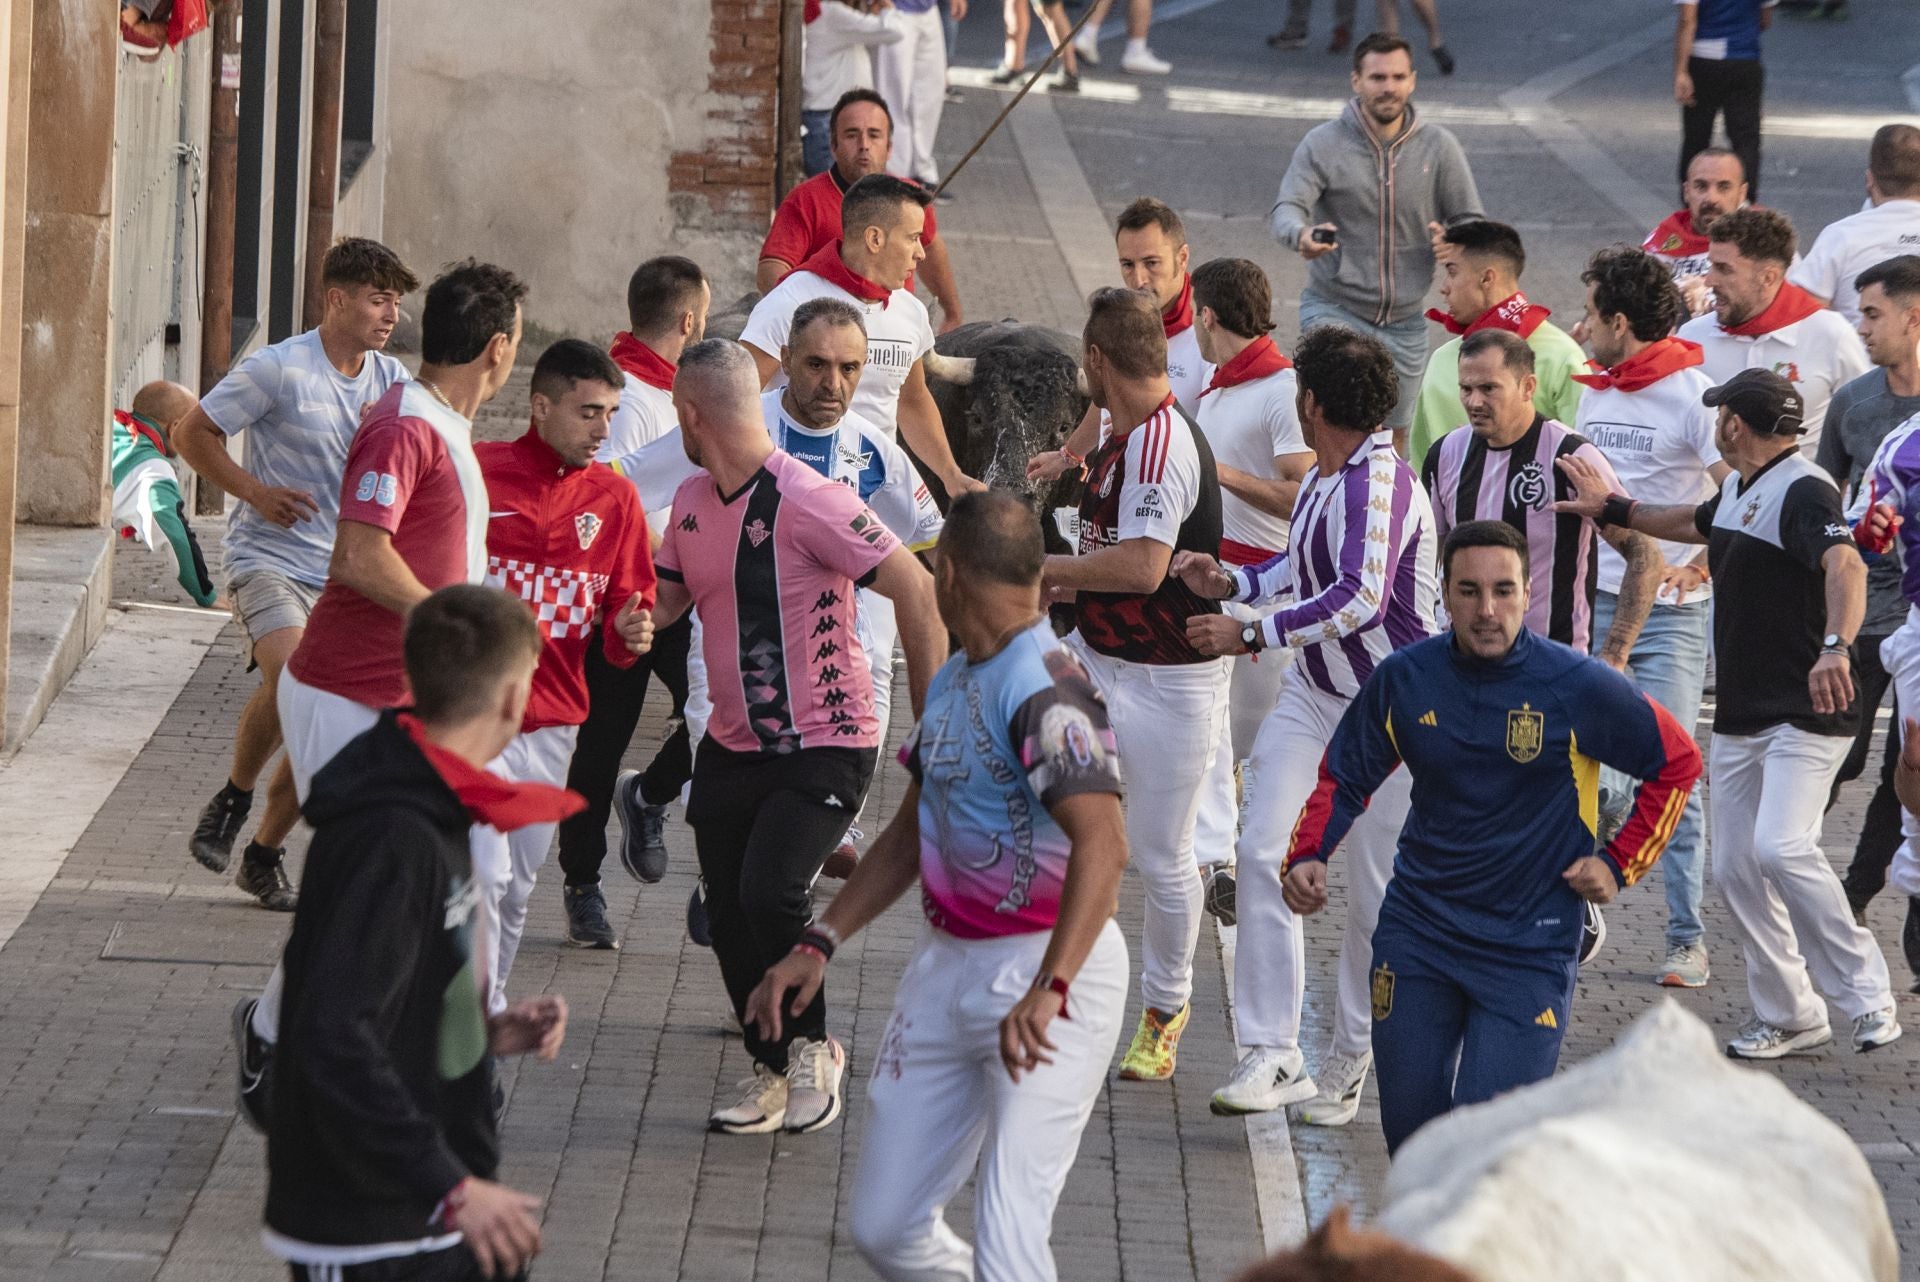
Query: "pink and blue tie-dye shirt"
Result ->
[[900, 620, 1123, 938]]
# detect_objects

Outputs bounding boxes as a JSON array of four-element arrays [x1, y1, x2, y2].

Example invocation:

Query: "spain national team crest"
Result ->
[[574, 511, 602, 550], [1506, 703, 1543, 763], [1371, 962, 1395, 1021]]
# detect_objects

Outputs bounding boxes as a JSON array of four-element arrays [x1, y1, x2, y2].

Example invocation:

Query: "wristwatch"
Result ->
[[1240, 621, 1264, 654], [1822, 633, 1851, 655], [1031, 970, 1071, 1017]]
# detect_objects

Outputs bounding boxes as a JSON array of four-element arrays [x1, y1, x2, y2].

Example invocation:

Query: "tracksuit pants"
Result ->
[[1193, 606, 1292, 870], [474, 723, 579, 1015], [1065, 636, 1228, 1015], [851, 921, 1128, 1282], [1710, 723, 1894, 1030], [1234, 672, 1408, 1057], [1368, 895, 1574, 1155]]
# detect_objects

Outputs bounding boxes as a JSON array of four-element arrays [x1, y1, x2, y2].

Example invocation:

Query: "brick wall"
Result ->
[[669, 0, 782, 224]]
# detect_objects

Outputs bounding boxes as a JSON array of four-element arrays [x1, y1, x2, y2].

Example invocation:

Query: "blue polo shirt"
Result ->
[[1681, 0, 1772, 62]]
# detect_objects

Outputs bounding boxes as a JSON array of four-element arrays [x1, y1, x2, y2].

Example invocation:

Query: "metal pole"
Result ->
[[301, 0, 346, 329], [933, 1, 1098, 196], [197, 0, 241, 514]]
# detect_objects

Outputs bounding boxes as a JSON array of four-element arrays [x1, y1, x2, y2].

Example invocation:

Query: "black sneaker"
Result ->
[[565, 883, 619, 950], [1045, 67, 1080, 93], [231, 997, 273, 1134], [1579, 901, 1607, 966], [687, 882, 712, 948], [614, 771, 670, 883], [1430, 44, 1455, 75], [236, 844, 297, 911], [191, 783, 253, 873], [1202, 864, 1237, 926]]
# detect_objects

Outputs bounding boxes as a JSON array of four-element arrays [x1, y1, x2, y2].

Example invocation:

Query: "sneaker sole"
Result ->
[[710, 1109, 786, 1135], [1118, 1062, 1176, 1081], [1856, 1024, 1903, 1052], [1656, 970, 1708, 988], [1209, 1075, 1317, 1116], [1725, 1028, 1832, 1059], [230, 998, 269, 1135], [785, 1045, 847, 1134], [190, 839, 234, 875], [564, 933, 619, 950], [1298, 1089, 1365, 1126]]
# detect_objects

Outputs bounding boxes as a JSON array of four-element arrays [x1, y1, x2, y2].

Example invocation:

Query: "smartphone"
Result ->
[[1309, 227, 1337, 245]]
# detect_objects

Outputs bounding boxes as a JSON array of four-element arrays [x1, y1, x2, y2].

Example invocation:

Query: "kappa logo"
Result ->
[[1418, 709, 1437, 727], [744, 518, 771, 548], [1506, 703, 1543, 763], [574, 511, 603, 550], [678, 512, 699, 533], [1534, 1008, 1559, 1029]]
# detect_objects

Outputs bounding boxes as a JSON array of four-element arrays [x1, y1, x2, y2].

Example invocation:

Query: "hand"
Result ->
[[1298, 223, 1339, 260], [1677, 274, 1712, 317], [1562, 855, 1619, 905], [1860, 501, 1899, 555], [1551, 453, 1614, 521], [1599, 650, 1629, 674], [1027, 450, 1077, 483], [1674, 71, 1694, 107], [1170, 550, 1234, 599], [615, 596, 654, 655], [937, 307, 965, 335], [944, 471, 988, 496], [454, 1179, 544, 1279], [1568, 317, 1589, 347], [999, 986, 1063, 1082], [951, 0, 968, 19], [744, 947, 827, 1045], [1810, 650, 1854, 716], [1429, 220, 1457, 263], [248, 484, 320, 528], [1902, 717, 1920, 773], [1185, 613, 1247, 657], [1282, 861, 1328, 915], [488, 994, 568, 1060], [1660, 562, 1709, 604]]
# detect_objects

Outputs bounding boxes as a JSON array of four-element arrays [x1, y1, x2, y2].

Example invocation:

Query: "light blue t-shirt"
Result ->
[[199, 329, 406, 585]]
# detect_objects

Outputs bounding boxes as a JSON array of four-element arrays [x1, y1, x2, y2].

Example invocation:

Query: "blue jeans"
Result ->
[[1592, 589, 1711, 948], [802, 109, 832, 177], [1297, 288, 1430, 431]]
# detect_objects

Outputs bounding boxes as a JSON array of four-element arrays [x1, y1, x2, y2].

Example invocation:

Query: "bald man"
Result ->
[[113, 381, 217, 607]]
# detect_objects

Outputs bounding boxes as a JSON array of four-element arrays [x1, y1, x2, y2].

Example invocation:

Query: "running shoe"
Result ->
[[236, 845, 297, 911], [1202, 864, 1237, 926], [1853, 1005, 1903, 1052], [687, 882, 712, 948], [1725, 1016, 1832, 1060], [1210, 1047, 1314, 1115], [823, 829, 861, 880], [190, 783, 252, 873], [1073, 27, 1101, 64], [1655, 941, 1709, 988], [1430, 44, 1455, 75], [1297, 1049, 1371, 1126], [1120, 44, 1171, 75], [988, 63, 1023, 85], [614, 770, 669, 883], [1045, 67, 1080, 94], [1578, 901, 1606, 965], [1117, 1003, 1190, 1080], [231, 997, 274, 1134], [783, 1036, 847, 1133], [564, 883, 619, 949], [711, 1064, 788, 1134]]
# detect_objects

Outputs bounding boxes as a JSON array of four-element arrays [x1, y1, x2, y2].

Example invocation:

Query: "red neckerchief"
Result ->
[[1572, 337, 1705, 394], [1200, 335, 1292, 398], [1721, 282, 1825, 338], [1642, 209, 1710, 258], [397, 714, 586, 832], [608, 332, 675, 392], [1425, 291, 1551, 338], [113, 409, 170, 456], [1163, 274, 1195, 338], [799, 243, 892, 307], [804, 0, 821, 19]]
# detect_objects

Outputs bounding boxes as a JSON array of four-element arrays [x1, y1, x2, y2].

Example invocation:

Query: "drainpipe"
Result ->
[[300, 0, 346, 328], [196, 0, 241, 514]]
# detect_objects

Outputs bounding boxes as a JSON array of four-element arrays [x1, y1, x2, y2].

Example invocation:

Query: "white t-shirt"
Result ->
[[739, 269, 936, 440], [760, 389, 943, 551], [1575, 364, 1722, 597], [1194, 367, 1306, 557], [802, 2, 901, 111], [1787, 199, 1920, 326], [1677, 306, 1871, 458], [1166, 323, 1214, 417], [609, 428, 703, 538], [601, 374, 676, 463]]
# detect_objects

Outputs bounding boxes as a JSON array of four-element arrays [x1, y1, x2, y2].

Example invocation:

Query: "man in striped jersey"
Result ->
[[1170, 325, 1439, 1123], [1422, 329, 1662, 665]]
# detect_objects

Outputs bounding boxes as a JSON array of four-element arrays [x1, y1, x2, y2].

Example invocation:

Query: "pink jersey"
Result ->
[[655, 449, 899, 754]]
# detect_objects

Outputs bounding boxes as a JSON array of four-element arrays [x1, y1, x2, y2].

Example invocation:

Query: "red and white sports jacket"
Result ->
[[477, 428, 657, 731]]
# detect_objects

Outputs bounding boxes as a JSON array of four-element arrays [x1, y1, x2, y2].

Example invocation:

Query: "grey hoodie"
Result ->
[[1270, 99, 1483, 327]]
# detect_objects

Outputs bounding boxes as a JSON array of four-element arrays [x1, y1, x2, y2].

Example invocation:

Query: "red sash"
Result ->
[[398, 714, 585, 833], [608, 333, 675, 392], [1721, 282, 1824, 338], [1425, 291, 1551, 339], [799, 244, 892, 307], [1572, 337, 1705, 394], [1200, 335, 1291, 399], [1642, 209, 1710, 259], [1162, 274, 1195, 338]]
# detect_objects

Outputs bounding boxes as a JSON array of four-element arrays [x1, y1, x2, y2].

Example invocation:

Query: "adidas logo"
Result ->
[[1418, 710, 1437, 727], [1534, 1008, 1558, 1029]]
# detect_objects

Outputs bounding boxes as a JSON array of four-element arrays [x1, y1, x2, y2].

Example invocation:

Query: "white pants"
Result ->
[[1066, 635, 1228, 1013], [851, 921, 1128, 1282], [875, 5, 947, 185], [276, 667, 380, 804], [1234, 672, 1408, 1056], [1710, 724, 1893, 1028], [1878, 620, 1920, 896], [473, 724, 579, 1015], [1194, 606, 1293, 869]]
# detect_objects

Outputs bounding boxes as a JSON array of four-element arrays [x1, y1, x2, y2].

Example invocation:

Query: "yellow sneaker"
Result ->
[[1117, 1004, 1191, 1080]]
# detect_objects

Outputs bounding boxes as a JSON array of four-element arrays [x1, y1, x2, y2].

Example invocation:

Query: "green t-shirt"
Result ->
[[1408, 320, 1590, 469]]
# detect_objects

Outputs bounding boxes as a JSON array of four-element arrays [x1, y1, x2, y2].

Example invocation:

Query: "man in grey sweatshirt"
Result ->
[[1270, 32, 1482, 444]]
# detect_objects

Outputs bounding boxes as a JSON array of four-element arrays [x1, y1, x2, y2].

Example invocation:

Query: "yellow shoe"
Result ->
[[1117, 1004, 1191, 1080]]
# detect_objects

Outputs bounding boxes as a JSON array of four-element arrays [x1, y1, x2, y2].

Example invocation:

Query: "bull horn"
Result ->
[[1074, 368, 1090, 398], [923, 352, 977, 385]]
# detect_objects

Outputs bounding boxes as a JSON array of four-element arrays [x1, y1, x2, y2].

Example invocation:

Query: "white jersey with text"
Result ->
[[739, 270, 935, 439]]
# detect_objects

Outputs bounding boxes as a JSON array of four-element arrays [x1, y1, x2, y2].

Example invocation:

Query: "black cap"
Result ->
[[1702, 368, 1805, 435]]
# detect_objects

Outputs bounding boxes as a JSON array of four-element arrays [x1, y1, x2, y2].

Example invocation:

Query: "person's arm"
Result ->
[[1571, 669, 1704, 889], [1597, 526, 1661, 668], [175, 349, 324, 527], [918, 236, 965, 334], [1251, 464, 1408, 651], [602, 495, 659, 666], [1281, 665, 1404, 915], [151, 477, 219, 605], [1045, 536, 1171, 596], [898, 358, 979, 493], [1814, 542, 1867, 715], [330, 521, 433, 615], [1216, 458, 1307, 520], [1896, 718, 1920, 816], [864, 542, 947, 718], [1553, 451, 1712, 545], [1674, 2, 1698, 106], [1269, 137, 1329, 253], [1027, 401, 1102, 484], [755, 259, 792, 295]]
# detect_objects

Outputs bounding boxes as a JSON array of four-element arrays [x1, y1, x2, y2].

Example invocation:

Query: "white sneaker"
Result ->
[[710, 1064, 788, 1133], [1120, 43, 1171, 75], [1296, 1049, 1371, 1126], [1655, 941, 1709, 988], [1073, 27, 1101, 64], [1724, 1016, 1832, 1060], [783, 1035, 847, 1133], [1853, 1005, 1903, 1052], [1210, 1047, 1315, 1116]]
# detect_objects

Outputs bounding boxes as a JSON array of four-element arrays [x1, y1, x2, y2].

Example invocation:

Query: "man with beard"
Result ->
[[1643, 147, 1748, 318]]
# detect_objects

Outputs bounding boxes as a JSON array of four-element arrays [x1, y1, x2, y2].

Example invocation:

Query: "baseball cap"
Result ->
[[1702, 368, 1805, 435]]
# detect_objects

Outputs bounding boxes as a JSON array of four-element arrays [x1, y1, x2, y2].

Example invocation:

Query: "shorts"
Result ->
[[230, 569, 323, 645], [276, 667, 379, 803]]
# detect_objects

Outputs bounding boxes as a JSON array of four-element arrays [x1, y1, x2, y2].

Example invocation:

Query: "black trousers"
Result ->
[[288, 1249, 526, 1281], [555, 614, 693, 888], [686, 741, 876, 1070], [1680, 56, 1763, 199]]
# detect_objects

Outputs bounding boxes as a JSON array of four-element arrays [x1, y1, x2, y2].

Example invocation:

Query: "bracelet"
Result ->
[[793, 941, 830, 964], [807, 918, 844, 951], [1821, 645, 1849, 656], [797, 926, 837, 961], [1061, 445, 1085, 467], [1597, 494, 1638, 530]]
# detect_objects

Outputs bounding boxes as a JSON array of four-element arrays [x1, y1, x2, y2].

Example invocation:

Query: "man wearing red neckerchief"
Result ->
[[1573, 246, 1731, 993], [1679, 206, 1869, 458], [1408, 220, 1587, 469], [1645, 147, 1748, 318], [601, 257, 709, 463]]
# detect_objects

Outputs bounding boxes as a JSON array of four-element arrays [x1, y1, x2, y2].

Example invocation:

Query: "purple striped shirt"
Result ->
[[1231, 431, 1440, 699]]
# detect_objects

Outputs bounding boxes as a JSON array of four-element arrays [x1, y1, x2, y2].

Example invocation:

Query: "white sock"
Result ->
[[1126, 37, 1149, 57]]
